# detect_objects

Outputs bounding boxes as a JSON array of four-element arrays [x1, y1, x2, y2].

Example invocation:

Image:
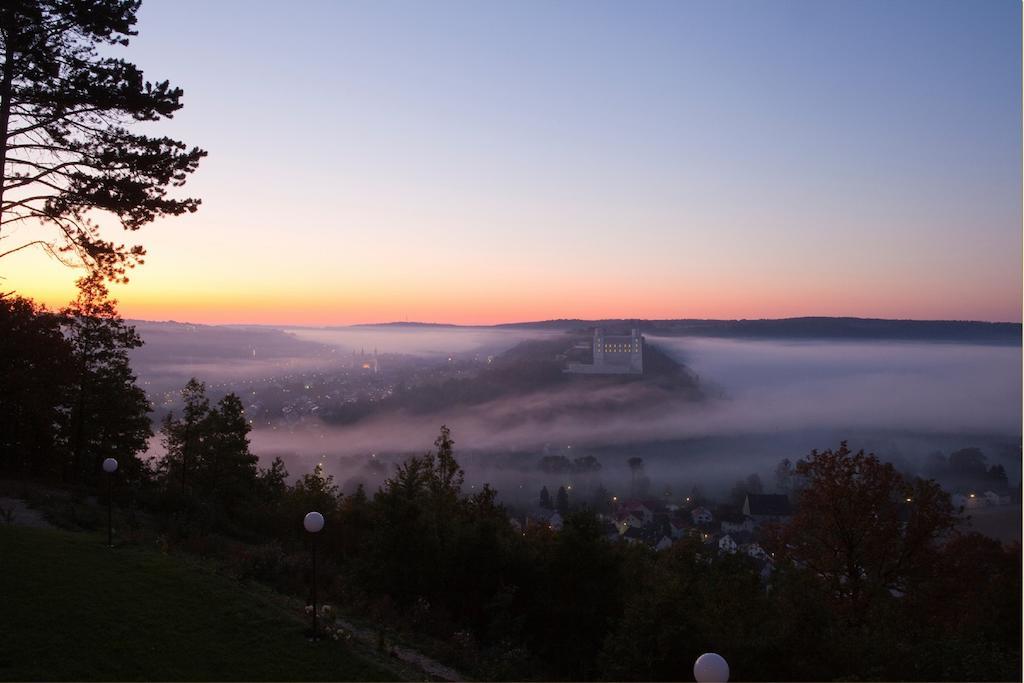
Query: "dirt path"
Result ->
[[333, 616, 467, 682], [0, 497, 54, 529]]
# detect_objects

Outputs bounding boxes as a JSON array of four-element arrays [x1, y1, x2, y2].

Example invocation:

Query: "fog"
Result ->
[[131, 323, 559, 396], [241, 334, 1021, 500], [654, 337, 1021, 438], [284, 325, 555, 356]]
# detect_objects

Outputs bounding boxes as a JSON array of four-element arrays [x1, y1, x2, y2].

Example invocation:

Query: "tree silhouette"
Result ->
[[198, 393, 256, 510], [0, 293, 72, 477], [0, 0, 206, 281], [555, 485, 569, 515], [61, 273, 150, 484], [159, 378, 210, 494], [427, 424, 463, 500], [539, 485, 552, 509], [627, 456, 644, 497]]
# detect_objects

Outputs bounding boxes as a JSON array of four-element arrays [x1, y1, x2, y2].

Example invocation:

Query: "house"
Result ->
[[691, 506, 713, 525], [509, 517, 523, 533], [655, 535, 674, 552], [743, 494, 792, 525], [527, 507, 555, 528], [983, 491, 1011, 506], [720, 512, 754, 534], [615, 510, 646, 534], [669, 517, 691, 539], [622, 526, 645, 545], [617, 500, 656, 524], [718, 534, 738, 554], [740, 542, 769, 562], [549, 511, 564, 531]]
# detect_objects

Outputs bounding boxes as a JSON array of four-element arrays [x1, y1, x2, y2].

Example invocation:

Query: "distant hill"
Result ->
[[497, 317, 1022, 344], [130, 316, 1021, 344], [320, 336, 704, 427]]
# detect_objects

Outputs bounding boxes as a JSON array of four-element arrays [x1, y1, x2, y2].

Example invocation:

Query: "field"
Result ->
[[0, 525, 395, 681]]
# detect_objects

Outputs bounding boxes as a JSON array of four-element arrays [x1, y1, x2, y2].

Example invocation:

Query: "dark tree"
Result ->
[[426, 424, 463, 501], [256, 456, 289, 501], [158, 378, 209, 494], [627, 456, 644, 497], [61, 274, 151, 484], [289, 462, 340, 518], [555, 485, 569, 515], [197, 393, 256, 509], [987, 463, 1008, 489], [591, 483, 612, 513], [948, 447, 987, 476], [539, 485, 552, 509], [0, 293, 72, 477], [0, 0, 206, 280]]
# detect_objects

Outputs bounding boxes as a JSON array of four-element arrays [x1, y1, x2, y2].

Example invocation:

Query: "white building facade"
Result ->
[[566, 326, 644, 375]]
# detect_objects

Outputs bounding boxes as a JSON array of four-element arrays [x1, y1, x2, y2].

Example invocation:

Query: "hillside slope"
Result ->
[[321, 336, 705, 427], [0, 525, 394, 681]]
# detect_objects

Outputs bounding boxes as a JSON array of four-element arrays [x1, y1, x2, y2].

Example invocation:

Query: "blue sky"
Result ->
[[11, 0, 1021, 323]]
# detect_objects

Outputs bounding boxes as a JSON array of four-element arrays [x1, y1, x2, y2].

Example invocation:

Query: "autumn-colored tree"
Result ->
[[768, 442, 957, 619]]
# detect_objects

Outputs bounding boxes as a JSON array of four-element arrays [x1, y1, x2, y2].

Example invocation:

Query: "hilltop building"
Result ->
[[566, 326, 644, 375]]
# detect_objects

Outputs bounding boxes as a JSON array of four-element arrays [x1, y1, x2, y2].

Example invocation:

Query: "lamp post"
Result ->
[[304, 511, 325, 637], [102, 458, 118, 547], [694, 652, 729, 683]]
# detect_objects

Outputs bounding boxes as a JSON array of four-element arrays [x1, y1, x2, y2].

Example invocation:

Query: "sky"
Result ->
[[4, 0, 1021, 325]]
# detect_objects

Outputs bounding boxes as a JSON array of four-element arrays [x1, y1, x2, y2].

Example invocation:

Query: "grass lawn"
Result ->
[[0, 525, 397, 681]]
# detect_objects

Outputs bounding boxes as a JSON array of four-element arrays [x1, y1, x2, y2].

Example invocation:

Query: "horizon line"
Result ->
[[125, 314, 1024, 329]]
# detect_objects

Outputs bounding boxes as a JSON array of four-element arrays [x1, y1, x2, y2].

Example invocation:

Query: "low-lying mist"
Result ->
[[244, 334, 1021, 501], [284, 325, 556, 357]]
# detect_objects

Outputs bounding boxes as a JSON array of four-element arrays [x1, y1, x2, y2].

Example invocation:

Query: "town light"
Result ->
[[304, 512, 325, 638], [694, 652, 729, 682], [102, 458, 117, 547]]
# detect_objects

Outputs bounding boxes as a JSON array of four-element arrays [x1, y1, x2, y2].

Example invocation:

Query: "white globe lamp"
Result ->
[[102, 458, 118, 547], [694, 652, 729, 683], [304, 511, 325, 533], [304, 511, 325, 638]]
